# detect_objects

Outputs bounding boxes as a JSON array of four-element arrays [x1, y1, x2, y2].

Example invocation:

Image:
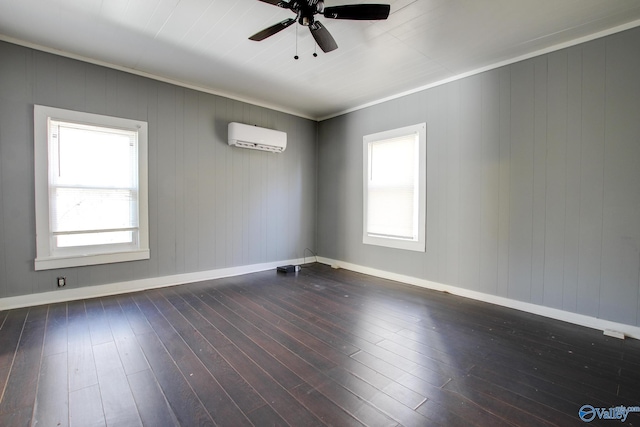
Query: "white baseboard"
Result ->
[[317, 257, 640, 341], [0, 258, 305, 311]]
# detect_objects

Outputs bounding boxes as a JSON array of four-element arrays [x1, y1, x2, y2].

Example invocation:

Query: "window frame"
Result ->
[[363, 123, 426, 252], [34, 105, 149, 271]]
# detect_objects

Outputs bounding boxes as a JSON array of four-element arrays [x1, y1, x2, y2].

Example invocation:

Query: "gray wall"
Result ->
[[0, 41, 317, 298], [317, 27, 640, 327]]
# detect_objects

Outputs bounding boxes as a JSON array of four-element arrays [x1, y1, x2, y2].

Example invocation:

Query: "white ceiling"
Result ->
[[1, 0, 640, 120]]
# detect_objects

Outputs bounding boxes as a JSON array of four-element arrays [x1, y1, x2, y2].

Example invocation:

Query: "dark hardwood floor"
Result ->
[[1, 263, 639, 426]]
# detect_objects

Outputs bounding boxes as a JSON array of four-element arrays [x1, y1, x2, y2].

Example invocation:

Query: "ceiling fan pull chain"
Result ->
[[294, 23, 299, 60]]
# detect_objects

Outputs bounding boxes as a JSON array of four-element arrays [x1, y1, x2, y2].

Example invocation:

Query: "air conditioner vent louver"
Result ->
[[228, 122, 287, 153]]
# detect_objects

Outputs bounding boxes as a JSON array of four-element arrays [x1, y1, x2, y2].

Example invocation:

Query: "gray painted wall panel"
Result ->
[[445, 82, 461, 286], [317, 27, 640, 327], [425, 89, 441, 281], [173, 88, 186, 275], [56, 58, 86, 111], [601, 30, 640, 325], [577, 39, 606, 317], [1, 102, 35, 296], [157, 84, 178, 276], [146, 83, 161, 278], [543, 51, 567, 310], [458, 76, 482, 292], [563, 47, 583, 313], [0, 43, 31, 102], [531, 56, 548, 306], [213, 96, 229, 267], [0, 41, 316, 298], [34, 51, 58, 108], [182, 89, 201, 274], [497, 68, 511, 299], [508, 60, 535, 302], [478, 71, 500, 296], [196, 92, 217, 269]]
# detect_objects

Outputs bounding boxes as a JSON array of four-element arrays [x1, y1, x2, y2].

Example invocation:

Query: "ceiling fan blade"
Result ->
[[256, 0, 290, 7], [310, 21, 338, 53], [249, 18, 296, 41], [324, 4, 390, 20]]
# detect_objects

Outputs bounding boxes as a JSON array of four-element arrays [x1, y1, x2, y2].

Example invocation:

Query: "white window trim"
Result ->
[[34, 105, 149, 271], [363, 123, 426, 252]]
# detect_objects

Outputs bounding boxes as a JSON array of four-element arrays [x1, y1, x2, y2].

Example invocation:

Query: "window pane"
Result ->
[[367, 134, 418, 240], [370, 136, 416, 185], [368, 186, 415, 238], [52, 122, 137, 188], [50, 187, 136, 233], [57, 230, 133, 248], [48, 119, 139, 250]]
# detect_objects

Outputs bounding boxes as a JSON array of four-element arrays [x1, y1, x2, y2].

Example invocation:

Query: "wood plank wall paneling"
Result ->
[[0, 40, 317, 299], [317, 26, 640, 328]]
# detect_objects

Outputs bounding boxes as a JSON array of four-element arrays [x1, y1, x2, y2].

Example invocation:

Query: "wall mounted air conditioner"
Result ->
[[228, 122, 287, 153]]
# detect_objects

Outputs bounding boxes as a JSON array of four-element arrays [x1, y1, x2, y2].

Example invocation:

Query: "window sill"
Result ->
[[35, 249, 150, 271], [363, 235, 425, 252]]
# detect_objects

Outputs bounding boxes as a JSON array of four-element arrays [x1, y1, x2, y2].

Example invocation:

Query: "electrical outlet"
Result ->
[[57, 277, 66, 288]]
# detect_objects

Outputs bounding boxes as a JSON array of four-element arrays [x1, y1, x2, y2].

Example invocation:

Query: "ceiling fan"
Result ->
[[249, 0, 391, 53]]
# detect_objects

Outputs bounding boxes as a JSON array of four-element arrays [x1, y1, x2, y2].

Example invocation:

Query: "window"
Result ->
[[363, 123, 426, 252], [34, 105, 149, 270]]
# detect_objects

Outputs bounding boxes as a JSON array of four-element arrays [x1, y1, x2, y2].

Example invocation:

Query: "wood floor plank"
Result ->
[[43, 302, 67, 357], [442, 375, 561, 427], [0, 310, 8, 329], [84, 299, 113, 346], [33, 352, 69, 427], [69, 384, 106, 427], [93, 341, 143, 427], [0, 306, 46, 416], [127, 368, 180, 427], [0, 308, 29, 397], [351, 349, 450, 389], [321, 366, 434, 427], [310, 376, 400, 427], [412, 399, 472, 427], [466, 364, 596, 424], [245, 403, 289, 427], [67, 300, 98, 392], [115, 293, 153, 335], [325, 366, 425, 414], [289, 381, 367, 427], [403, 375, 516, 427], [0, 405, 34, 427], [135, 331, 215, 427], [101, 296, 149, 376]]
